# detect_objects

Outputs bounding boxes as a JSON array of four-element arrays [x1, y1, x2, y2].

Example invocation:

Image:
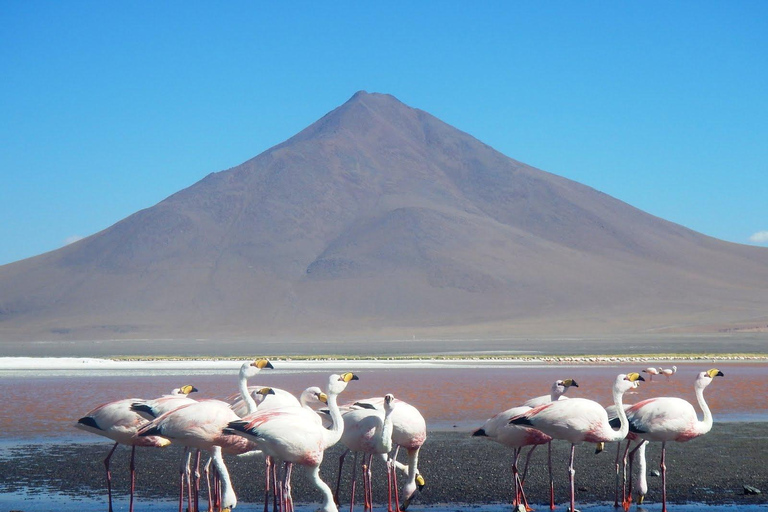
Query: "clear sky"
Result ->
[[2, 2, 767, 265]]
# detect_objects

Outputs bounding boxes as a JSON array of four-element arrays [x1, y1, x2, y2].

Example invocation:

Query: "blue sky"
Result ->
[[2, 2, 767, 265]]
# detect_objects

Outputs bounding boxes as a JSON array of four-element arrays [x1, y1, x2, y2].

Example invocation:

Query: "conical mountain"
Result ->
[[2, 91, 768, 342]]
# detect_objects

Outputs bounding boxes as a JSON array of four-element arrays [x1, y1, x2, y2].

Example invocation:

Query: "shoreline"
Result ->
[[2, 423, 766, 509]]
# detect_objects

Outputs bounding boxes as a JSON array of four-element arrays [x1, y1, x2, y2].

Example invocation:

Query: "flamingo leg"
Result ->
[[178, 448, 190, 512], [622, 440, 634, 511], [661, 441, 668, 512], [613, 441, 622, 508], [364, 453, 373, 511], [392, 446, 402, 512], [521, 445, 536, 484], [263, 456, 272, 512], [129, 445, 136, 512], [335, 450, 348, 506], [194, 449, 201, 512], [568, 443, 576, 512], [349, 452, 358, 512], [548, 441, 555, 510], [203, 457, 213, 512], [285, 462, 294, 512], [103, 441, 119, 512]]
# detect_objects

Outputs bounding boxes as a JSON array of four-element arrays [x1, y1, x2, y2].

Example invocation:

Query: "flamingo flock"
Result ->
[[75, 361, 722, 512]]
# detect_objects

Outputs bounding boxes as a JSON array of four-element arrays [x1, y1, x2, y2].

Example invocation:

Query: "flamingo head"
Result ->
[[241, 358, 274, 378], [615, 372, 644, 393], [383, 393, 396, 411], [177, 384, 198, 395], [696, 368, 724, 389], [401, 472, 426, 510], [328, 372, 359, 395]]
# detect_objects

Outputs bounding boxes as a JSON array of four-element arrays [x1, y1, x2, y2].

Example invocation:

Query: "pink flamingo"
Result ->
[[624, 368, 723, 512], [76, 397, 171, 512], [509, 373, 644, 512]]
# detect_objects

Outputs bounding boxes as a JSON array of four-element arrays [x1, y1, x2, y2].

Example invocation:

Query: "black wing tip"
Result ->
[[77, 416, 102, 431], [471, 428, 487, 437], [130, 403, 156, 417], [137, 425, 162, 437], [509, 417, 533, 426], [353, 402, 378, 410]]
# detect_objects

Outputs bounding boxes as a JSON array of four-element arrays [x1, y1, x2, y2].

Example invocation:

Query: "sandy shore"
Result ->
[[2, 422, 765, 510]]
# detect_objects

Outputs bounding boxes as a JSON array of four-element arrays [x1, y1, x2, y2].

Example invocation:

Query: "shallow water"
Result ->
[[1, 492, 765, 512], [0, 360, 765, 440]]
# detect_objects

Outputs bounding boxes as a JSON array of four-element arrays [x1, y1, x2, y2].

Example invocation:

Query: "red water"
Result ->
[[1, 362, 765, 440]]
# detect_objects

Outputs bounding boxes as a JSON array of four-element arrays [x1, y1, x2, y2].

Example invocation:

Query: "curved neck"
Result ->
[[607, 385, 629, 442], [550, 384, 563, 401], [210, 446, 236, 509], [694, 384, 714, 435], [322, 392, 344, 448], [238, 366, 258, 415]]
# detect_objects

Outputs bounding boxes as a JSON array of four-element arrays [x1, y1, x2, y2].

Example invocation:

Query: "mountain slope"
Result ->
[[2, 91, 768, 341]]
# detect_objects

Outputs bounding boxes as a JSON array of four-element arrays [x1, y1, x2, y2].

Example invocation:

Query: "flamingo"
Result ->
[[137, 359, 274, 512], [660, 366, 677, 381], [521, 378, 579, 407], [473, 405, 550, 511], [623, 368, 723, 512], [334, 394, 396, 511], [642, 368, 660, 382], [509, 373, 644, 512], [336, 396, 427, 511], [224, 372, 359, 512], [229, 385, 326, 416], [76, 397, 172, 512], [131, 384, 199, 420]]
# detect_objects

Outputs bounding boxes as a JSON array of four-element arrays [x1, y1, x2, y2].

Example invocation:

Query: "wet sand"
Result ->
[[2, 422, 766, 510]]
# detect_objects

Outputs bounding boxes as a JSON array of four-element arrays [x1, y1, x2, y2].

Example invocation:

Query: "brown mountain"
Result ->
[[2, 91, 768, 343]]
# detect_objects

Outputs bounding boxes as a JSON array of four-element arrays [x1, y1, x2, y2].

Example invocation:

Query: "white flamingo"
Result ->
[[335, 394, 396, 511], [660, 366, 677, 381], [509, 373, 644, 512], [473, 405, 550, 511], [522, 378, 579, 407], [224, 372, 359, 512], [336, 396, 427, 511], [642, 368, 661, 382], [76, 397, 171, 512], [131, 384, 198, 420], [623, 368, 723, 512], [137, 359, 274, 512]]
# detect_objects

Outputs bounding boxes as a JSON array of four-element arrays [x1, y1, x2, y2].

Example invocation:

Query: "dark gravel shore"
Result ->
[[1, 422, 766, 510]]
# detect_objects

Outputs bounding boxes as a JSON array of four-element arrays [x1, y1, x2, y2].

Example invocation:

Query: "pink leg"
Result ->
[[204, 458, 213, 512], [179, 448, 189, 512], [661, 442, 668, 512], [364, 454, 373, 511], [335, 450, 348, 506], [349, 452, 358, 512], [193, 450, 201, 512], [568, 444, 576, 512], [392, 447, 401, 512], [263, 456, 271, 512], [548, 441, 555, 510], [129, 445, 136, 512], [613, 441, 622, 508], [104, 442, 119, 512]]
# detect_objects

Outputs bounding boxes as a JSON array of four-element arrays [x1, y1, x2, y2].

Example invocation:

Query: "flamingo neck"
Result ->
[[607, 384, 629, 442], [238, 367, 258, 415], [550, 384, 563, 401], [694, 383, 714, 435], [322, 392, 344, 449], [210, 445, 237, 509], [378, 407, 395, 454]]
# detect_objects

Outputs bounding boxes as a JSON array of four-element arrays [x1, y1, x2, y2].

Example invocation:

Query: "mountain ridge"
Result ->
[[2, 91, 767, 342]]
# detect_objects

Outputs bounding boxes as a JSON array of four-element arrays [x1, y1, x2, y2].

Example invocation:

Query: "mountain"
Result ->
[[2, 91, 768, 343]]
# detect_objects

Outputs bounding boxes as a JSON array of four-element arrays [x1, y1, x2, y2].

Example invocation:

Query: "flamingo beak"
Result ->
[[595, 442, 605, 454], [253, 359, 274, 369], [707, 369, 724, 378], [340, 372, 359, 382], [564, 378, 578, 387], [180, 385, 198, 394], [256, 387, 275, 396], [638, 494, 645, 504], [317, 392, 328, 404], [627, 373, 644, 382]]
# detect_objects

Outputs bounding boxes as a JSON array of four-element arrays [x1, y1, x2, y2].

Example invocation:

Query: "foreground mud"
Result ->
[[1, 422, 766, 509]]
